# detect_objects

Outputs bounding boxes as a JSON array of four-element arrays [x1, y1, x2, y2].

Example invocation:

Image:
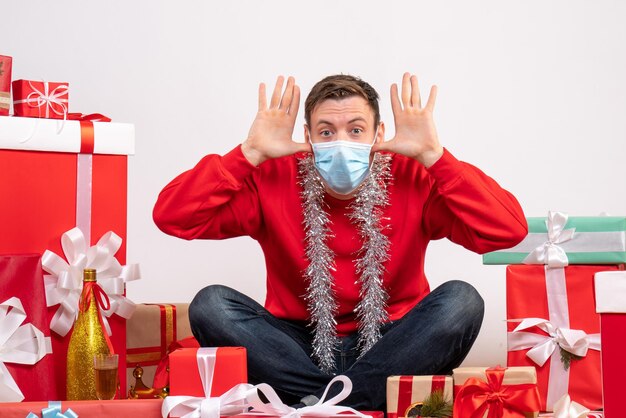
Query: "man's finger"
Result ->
[[288, 85, 301, 117], [280, 76, 295, 110], [372, 139, 393, 153], [411, 75, 422, 108], [258, 83, 267, 111], [390, 84, 402, 116], [270, 76, 285, 109], [401, 72, 411, 108], [425, 85, 438, 112], [291, 140, 312, 154]]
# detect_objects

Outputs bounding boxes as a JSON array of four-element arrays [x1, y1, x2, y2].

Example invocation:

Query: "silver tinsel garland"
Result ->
[[298, 153, 392, 373]]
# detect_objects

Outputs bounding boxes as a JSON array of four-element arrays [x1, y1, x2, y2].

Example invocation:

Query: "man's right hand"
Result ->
[[241, 76, 311, 166]]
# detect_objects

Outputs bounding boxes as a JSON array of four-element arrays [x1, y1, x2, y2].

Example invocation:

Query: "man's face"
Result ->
[[305, 96, 385, 199], [305, 96, 383, 145]]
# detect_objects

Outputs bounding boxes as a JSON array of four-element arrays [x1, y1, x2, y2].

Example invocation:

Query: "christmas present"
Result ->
[[506, 265, 622, 411], [12, 79, 69, 119], [1, 399, 162, 418], [594, 270, 626, 418], [165, 374, 380, 418], [483, 211, 626, 266], [169, 347, 247, 397], [0, 114, 133, 154], [0, 55, 11, 116], [453, 366, 540, 418], [386, 375, 452, 418], [0, 255, 54, 402], [0, 296, 51, 403], [0, 115, 135, 399], [126, 303, 194, 394]]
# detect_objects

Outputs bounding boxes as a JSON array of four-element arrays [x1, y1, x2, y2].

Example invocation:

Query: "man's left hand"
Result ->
[[373, 73, 444, 168]]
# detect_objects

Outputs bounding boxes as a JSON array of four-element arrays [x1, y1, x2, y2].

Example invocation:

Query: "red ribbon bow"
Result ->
[[453, 367, 541, 418], [79, 281, 115, 354], [67, 112, 112, 123]]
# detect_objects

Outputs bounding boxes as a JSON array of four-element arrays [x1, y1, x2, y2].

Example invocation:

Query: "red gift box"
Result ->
[[386, 375, 453, 418], [0, 55, 11, 116], [0, 254, 55, 402], [169, 347, 247, 397], [453, 366, 540, 418], [0, 115, 134, 400], [12, 79, 69, 119], [506, 265, 622, 411], [594, 270, 626, 418]]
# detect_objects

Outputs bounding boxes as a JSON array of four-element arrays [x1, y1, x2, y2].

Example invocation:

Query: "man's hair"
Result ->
[[305, 74, 380, 128]]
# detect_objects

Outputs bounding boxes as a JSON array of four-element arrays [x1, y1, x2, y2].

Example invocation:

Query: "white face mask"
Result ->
[[309, 129, 378, 195]]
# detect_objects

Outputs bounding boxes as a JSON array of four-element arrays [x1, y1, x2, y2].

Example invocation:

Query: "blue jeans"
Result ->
[[189, 280, 484, 410]]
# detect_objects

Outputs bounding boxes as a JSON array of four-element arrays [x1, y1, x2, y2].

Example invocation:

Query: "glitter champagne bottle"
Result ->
[[66, 268, 112, 400]]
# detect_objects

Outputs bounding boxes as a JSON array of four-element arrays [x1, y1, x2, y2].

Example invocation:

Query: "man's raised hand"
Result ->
[[372, 73, 444, 168], [242, 76, 311, 166]]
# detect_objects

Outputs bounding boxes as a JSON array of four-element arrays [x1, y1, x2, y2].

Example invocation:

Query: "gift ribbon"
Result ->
[[507, 318, 601, 366], [67, 112, 112, 123], [452, 366, 541, 418], [76, 150, 93, 242], [13, 80, 69, 119], [248, 375, 372, 418], [80, 281, 115, 354], [0, 297, 52, 402], [550, 394, 589, 418], [523, 211, 575, 267], [151, 304, 177, 359], [26, 401, 79, 418], [74, 113, 110, 251], [162, 348, 372, 418], [42, 227, 140, 337]]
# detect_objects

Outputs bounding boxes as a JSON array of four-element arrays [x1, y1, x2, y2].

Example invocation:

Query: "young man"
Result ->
[[153, 73, 527, 410]]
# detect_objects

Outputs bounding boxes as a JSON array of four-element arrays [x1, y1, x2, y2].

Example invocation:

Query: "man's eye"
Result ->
[[351, 128, 363, 135], [320, 130, 332, 137]]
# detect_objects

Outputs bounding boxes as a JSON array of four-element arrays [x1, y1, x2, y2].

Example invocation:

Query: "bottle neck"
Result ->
[[83, 269, 97, 282]]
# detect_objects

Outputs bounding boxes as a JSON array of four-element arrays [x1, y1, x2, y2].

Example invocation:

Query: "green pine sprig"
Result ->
[[411, 389, 453, 418], [560, 347, 583, 370]]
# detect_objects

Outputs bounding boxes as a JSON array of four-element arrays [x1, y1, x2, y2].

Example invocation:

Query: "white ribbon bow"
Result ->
[[523, 211, 575, 268], [163, 370, 371, 418], [552, 394, 590, 418], [508, 318, 600, 367], [249, 375, 372, 418], [0, 297, 52, 402], [163, 381, 254, 418], [41, 227, 140, 337]]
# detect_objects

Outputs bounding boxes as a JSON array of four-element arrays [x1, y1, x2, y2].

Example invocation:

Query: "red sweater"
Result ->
[[153, 146, 527, 335]]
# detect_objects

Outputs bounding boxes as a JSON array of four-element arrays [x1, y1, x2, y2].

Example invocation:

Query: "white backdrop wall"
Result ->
[[4, 0, 626, 367]]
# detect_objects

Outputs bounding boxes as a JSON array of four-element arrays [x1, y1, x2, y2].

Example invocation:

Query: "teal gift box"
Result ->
[[483, 212, 626, 265]]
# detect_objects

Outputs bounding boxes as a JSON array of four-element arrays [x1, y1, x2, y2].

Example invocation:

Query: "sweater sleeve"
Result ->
[[152, 145, 263, 240], [422, 148, 528, 254]]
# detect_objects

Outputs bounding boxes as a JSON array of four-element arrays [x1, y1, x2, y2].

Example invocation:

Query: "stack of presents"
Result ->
[[1, 52, 626, 417]]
